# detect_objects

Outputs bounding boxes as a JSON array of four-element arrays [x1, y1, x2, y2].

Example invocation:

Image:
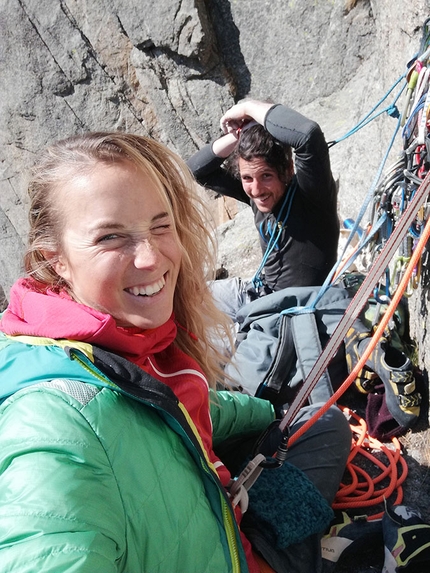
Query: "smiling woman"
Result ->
[[0, 131, 350, 573], [22, 132, 229, 383], [0, 132, 274, 573], [48, 162, 182, 330]]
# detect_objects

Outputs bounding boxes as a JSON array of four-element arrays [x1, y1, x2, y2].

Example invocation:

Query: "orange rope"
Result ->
[[334, 407, 408, 519], [286, 212, 430, 516]]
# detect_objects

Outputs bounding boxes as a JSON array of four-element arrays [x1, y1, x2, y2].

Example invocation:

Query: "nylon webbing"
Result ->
[[279, 169, 430, 432]]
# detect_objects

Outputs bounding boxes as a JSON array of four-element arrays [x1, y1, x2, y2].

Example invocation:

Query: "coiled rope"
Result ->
[[334, 406, 408, 519]]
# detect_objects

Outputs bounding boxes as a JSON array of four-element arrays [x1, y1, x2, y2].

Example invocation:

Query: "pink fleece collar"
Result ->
[[1, 278, 177, 358]]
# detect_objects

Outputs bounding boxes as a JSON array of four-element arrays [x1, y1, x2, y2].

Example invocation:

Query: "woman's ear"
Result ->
[[41, 250, 69, 281]]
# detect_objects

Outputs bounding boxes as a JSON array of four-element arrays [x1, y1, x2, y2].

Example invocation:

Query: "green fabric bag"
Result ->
[[246, 461, 334, 549]]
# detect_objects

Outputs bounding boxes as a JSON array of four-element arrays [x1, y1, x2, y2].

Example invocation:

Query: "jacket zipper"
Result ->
[[221, 494, 241, 573]]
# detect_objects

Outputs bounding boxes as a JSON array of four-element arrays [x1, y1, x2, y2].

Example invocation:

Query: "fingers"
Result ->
[[220, 103, 249, 133], [220, 118, 243, 135], [220, 113, 244, 134], [220, 100, 272, 134]]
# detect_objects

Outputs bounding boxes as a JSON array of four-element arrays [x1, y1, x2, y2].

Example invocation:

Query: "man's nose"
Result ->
[[251, 180, 263, 196]]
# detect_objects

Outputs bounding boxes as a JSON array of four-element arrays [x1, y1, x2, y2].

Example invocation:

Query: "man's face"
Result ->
[[239, 157, 286, 212]]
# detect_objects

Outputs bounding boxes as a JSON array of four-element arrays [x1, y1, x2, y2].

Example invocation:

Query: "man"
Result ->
[[187, 99, 339, 318]]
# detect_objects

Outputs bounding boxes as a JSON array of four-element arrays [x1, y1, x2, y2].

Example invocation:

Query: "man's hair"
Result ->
[[24, 132, 233, 386], [228, 124, 293, 181]]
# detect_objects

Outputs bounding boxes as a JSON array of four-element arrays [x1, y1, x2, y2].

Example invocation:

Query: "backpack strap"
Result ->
[[291, 312, 333, 404], [258, 313, 296, 395]]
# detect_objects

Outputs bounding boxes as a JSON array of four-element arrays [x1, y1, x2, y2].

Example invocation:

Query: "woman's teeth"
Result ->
[[127, 278, 165, 297]]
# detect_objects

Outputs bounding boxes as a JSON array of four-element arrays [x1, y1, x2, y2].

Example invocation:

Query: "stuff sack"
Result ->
[[225, 283, 353, 409]]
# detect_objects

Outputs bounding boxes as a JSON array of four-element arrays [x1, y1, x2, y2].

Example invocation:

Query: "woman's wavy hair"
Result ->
[[227, 124, 293, 182], [24, 132, 233, 387]]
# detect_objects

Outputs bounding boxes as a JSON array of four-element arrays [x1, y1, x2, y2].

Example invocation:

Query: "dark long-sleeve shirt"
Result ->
[[187, 105, 339, 291]]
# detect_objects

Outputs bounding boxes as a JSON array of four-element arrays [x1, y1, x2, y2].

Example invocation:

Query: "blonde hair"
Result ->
[[25, 132, 233, 387]]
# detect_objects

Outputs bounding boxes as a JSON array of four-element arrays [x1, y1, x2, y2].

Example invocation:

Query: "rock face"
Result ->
[[2, 0, 430, 368]]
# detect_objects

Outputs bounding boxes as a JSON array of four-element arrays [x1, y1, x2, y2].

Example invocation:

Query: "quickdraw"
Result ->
[[363, 18, 430, 296]]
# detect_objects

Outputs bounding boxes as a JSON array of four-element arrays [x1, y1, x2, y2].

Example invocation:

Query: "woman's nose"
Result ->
[[134, 239, 160, 268]]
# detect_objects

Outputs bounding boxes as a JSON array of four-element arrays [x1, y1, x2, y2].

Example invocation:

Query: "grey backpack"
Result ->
[[225, 284, 353, 408]]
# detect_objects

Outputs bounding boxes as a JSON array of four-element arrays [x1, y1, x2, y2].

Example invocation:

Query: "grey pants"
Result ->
[[209, 277, 252, 320], [216, 404, 351, 573]]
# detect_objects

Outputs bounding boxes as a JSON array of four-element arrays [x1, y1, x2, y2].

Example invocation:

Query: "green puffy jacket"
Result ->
[[0, 333, 275, 572]]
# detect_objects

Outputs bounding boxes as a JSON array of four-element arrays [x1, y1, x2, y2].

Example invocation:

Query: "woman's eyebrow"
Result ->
[[91, 211, 171, 232], [152, 211, 170, 222]]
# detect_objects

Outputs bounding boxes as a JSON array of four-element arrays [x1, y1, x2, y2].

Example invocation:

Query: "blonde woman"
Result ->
[[0, 132, 349, 572]]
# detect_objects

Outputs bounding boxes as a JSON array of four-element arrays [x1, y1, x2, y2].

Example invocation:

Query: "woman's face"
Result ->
[[52, 161, 182, 330]]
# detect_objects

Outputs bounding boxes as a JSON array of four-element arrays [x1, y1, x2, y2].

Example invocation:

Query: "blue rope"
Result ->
[[328, 74, 406, 148], [252, 178, 297, 289], [280, 212, 388, 317], [280, 96, 405, 317], [304, 115, 404, 310]]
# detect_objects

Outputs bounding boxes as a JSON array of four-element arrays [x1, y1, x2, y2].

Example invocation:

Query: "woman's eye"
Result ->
[[98, 233, 120, 243], [152, 224, 171, 234]]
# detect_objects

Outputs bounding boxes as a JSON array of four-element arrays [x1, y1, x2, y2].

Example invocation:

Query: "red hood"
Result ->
[[0, 278, 177, 359]]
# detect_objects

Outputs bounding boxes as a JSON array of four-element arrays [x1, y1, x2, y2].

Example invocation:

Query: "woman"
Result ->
[[0, 132, 350, 572]]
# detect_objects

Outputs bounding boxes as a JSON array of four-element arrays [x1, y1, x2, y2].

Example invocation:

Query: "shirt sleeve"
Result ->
[[187, 143, 250, 204], [265, 104, 336, 204]]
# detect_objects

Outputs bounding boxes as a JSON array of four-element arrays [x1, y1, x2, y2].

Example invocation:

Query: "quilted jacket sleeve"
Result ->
[[0, 386, 125, 573], [210, 389, 275, 447]]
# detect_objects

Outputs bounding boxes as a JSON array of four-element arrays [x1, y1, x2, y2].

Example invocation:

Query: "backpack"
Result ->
[[225, 283, 352, 409], [225, 275, 421, 438]]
